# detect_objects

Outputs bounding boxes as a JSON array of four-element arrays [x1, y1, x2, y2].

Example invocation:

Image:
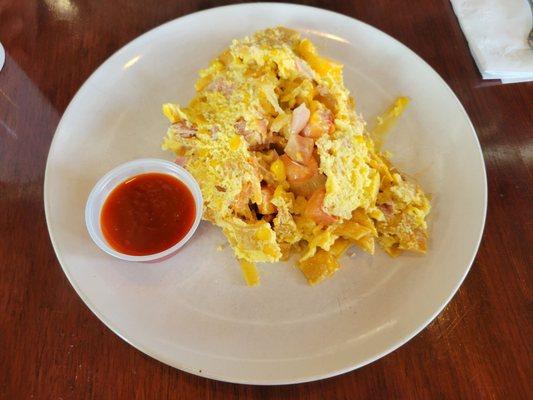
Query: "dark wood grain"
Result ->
[[0, 0, 531, 398]]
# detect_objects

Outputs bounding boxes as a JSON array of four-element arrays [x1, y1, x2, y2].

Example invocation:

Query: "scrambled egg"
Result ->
[[162, 27, 430, 285]]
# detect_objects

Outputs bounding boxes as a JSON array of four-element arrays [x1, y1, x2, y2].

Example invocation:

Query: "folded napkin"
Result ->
[[451, 0, 533, 83]]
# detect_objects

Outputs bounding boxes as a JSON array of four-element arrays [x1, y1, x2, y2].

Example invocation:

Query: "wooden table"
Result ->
[[1, 1, 531, 398]]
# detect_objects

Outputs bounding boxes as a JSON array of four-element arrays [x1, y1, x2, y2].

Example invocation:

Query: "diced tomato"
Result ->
[[290, 173, 326, 198], [284, 133, 314, 163], [280, 154, 318, 185], [304, 188, 337, 225], [302, 108, 334, 139]]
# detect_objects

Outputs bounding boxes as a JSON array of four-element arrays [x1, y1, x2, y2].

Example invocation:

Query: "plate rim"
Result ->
[[44, 2, 488, 385]]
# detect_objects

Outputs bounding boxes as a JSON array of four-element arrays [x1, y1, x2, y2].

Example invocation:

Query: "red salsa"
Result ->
[[101, 172, 195, 256]]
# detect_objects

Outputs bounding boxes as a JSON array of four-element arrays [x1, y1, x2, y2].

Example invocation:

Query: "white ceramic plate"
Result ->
[[44, 3, 487, 384]]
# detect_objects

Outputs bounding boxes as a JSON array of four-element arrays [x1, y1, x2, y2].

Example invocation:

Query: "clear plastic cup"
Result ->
[[85, 158, 203, 262]]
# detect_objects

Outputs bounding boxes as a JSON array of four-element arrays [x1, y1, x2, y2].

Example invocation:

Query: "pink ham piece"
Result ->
[[205, 77, 234, 96], [171, 121, 196, 138], [378, 203, 394, 219], [234, 117, 270, 150]]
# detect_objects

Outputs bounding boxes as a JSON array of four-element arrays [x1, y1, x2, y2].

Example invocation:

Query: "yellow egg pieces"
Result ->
[[162, 27, 430, 285]]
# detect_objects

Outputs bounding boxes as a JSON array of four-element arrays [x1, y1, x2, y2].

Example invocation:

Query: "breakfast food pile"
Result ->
[[162, 27, 430, 285]]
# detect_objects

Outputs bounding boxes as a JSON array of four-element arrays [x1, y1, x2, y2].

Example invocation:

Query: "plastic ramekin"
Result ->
[[85, 158, 203, 262]]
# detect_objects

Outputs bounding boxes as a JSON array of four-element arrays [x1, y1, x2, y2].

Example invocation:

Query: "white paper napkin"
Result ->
[[450, 0, 533, 83]]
